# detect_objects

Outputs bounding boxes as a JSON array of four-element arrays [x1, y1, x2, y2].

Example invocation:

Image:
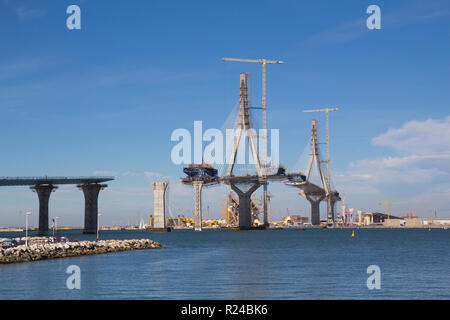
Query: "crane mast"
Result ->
[[221, 57, 284, 170], [379, 201, 406, 219]]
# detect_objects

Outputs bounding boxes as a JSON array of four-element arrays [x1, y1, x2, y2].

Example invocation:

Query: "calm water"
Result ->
[[0, 228, 448, 299]]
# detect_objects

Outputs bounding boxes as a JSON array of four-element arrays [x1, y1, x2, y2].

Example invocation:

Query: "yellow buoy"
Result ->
[[351, 230, 355, 237]]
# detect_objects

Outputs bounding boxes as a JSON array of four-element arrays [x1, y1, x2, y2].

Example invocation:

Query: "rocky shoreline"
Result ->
[[0, 239, 164, 264]]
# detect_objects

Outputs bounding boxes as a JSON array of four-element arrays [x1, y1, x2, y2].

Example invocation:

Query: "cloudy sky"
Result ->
[[0, 0, 449, 226]]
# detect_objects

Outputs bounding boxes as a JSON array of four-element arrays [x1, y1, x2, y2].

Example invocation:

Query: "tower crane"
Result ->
[[379, 201, 406, 219], [266, 192, 274, 224], [221, 57, 284, 168], [221, 57, 284, 228], [204, 205, 209, 220]]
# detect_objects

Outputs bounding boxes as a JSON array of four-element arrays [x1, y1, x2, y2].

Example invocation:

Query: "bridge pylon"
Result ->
[[286, 120, 340, 226], [222, 73, 265, 229]]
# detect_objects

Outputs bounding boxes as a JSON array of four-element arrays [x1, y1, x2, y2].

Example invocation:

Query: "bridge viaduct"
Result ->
[[0, 176, 114, 234]]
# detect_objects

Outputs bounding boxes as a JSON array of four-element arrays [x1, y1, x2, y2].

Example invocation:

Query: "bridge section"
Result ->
[[222, 73, 264, 229], [0, 176, 114, 234], [285, 120, 341, 226]]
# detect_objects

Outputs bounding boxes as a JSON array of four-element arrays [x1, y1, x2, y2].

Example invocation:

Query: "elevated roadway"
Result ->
[[0, 176, 114, 234]]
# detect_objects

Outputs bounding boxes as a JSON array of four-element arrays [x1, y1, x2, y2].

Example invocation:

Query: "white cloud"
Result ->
[[167, 181, 193, 197], [144, 171, 162, 179], [342, 116, 450, 185], [303, 1, 450, 47], [16, 6, 46, 21], [106, 186, 152, 197], [336, 116, 450, 217], [93, 170, 117, 177], [340, 163, 447, 185], [372, 116, 450, 154], [121, 171, 139, 177]]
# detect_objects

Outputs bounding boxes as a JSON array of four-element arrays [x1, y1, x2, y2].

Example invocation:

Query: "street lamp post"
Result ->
[[25, 211, 32, 247], [52, 217, 59, 240], [96, 213, 102, 241]]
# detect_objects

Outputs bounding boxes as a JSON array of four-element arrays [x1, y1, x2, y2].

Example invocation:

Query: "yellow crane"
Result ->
[[204, 205, 209, 220], [303, 107, 339, 189], [266, 192, 274, 224], [379, 201, 406, 219]]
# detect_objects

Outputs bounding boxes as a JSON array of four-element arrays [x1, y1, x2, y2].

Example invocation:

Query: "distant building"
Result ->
[[360, 212, 401, 225], [423, 219, 450, 226], [401, 212, 418, 219], [285, 215, 309, 226]]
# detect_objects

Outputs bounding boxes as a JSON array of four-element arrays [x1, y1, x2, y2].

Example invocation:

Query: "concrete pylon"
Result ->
[[222, 72, 264, 230], [78, 183, 107, 234], [226, 73, 263, 178], [306, 120, 333, 226], [152, 182, 168, 229], [192, 181, 203, 232], [231, 183, 261, 229], [357, 210, 363, 226], [305, 193, 325, 226], [30, 184, 58, 235], [329, 199, 336, 222]]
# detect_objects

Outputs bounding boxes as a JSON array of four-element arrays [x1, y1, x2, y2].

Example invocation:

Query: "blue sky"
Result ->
[[0, 0, 449, 227]]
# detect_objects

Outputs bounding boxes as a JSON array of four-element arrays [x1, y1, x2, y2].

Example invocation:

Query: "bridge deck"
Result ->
[[0, 176, 114, 186], [285, 181, 341, 201], [181, 176, 220, 187], [221, 174, 287, 185]]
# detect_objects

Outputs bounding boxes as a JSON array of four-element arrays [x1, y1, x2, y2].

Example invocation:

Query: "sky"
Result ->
[[0, 0, 449, 227]]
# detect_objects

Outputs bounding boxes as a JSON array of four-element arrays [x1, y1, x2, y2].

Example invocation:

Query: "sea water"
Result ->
[[0, 228, 448, 299]]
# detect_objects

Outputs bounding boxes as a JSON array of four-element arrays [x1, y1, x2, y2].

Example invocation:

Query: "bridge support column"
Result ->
[[231, 182, 261, 229], [329, 199, 336, 222], [152, 182, 168, 230], [78, 183, 107, 234], [30, 184, 58, 235], [305, 194, 325, 226], [192, 181, 204, 232], [263, 182, 269, 227]]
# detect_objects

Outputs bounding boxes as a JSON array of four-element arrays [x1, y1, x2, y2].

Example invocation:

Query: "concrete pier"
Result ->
[[329, 199, 336, 222], [305, 194, 325, 226], [78, 183, 107, 234], [231, 183, 261, 229], [30, 185, 58, 235], [192, 181, 203, 232], [152, 182, 168, 229]]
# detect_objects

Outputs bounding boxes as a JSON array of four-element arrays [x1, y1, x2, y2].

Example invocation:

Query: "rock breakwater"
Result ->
[[0, 239, 164, 264]]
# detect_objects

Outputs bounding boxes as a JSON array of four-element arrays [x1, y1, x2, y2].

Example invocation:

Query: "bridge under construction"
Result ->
[[174, 67, 341, 230], [284, 119, 341, 225]]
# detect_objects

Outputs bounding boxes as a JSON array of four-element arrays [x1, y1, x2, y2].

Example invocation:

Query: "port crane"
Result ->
[[204, 206, 209, 220], [379, 201, 406, 219], [286, 208, 291, 218], [266, 192, 274, 224], [221, 57, 284, 227]]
